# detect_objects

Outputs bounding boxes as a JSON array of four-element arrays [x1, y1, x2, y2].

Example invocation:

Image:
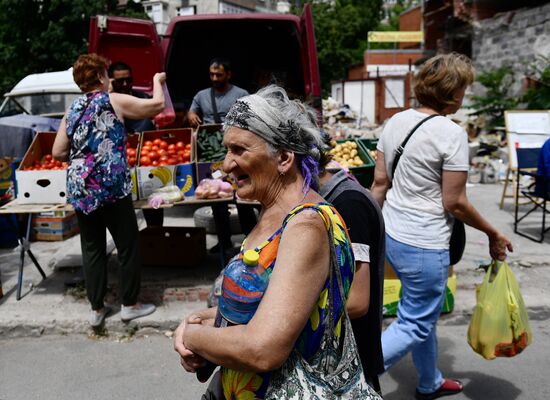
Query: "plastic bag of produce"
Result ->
[[467, 260, 532, 360], [147, 185, 183, 208], [195, 178, 233, 199]]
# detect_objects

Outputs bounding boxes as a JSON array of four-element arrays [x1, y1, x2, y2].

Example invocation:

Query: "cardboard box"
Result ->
[[194, 124, 226, 183], [136, 129, 195, 199], [139, 226, 206, 267], [383, 261, 456, 316], [16, 132, 67, 204], [32, 211, 79, 241], [137, 163, 196, 198]]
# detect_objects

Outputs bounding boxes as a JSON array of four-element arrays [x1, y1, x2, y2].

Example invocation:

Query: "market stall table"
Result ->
[[0, 201, 71, 300], [0, 195, 252, 300]]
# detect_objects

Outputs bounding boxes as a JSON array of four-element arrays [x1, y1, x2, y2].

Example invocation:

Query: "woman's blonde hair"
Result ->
[[413, 52, 475, 113], [72, 53, 109, 92]]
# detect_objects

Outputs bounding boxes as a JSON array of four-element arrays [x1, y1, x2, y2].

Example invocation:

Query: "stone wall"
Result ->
[[472, 2, 550, 94]]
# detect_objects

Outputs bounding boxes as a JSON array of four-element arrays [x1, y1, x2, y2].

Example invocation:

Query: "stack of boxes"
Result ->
[[31, 210, 79, 241]]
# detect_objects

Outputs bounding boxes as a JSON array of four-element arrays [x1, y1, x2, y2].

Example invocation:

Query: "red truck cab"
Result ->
[[88, 5, 321, 114]]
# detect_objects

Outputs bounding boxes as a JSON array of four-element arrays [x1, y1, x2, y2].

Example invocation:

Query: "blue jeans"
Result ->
[[382, 233, 450, 394]]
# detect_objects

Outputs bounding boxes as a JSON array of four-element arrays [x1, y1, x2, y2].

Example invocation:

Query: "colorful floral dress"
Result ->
[[65, 91, 131, 214], [220, 202, 355, 399]]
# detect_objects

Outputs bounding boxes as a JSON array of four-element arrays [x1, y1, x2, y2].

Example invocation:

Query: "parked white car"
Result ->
[[0, 69, 81, 118]]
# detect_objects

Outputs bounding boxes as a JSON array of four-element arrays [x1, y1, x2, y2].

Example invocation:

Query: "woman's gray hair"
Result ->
[[223, 85, 323, 160]]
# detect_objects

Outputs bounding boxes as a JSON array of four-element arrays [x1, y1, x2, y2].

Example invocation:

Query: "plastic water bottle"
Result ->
[[217, 249, 266, 326], [196, 249, 266, 383]]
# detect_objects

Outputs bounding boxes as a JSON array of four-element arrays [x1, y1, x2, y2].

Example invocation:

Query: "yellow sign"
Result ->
[[368, 31, 424, 43]]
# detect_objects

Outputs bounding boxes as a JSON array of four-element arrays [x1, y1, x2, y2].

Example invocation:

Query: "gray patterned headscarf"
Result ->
[[224, 85, 323, 161]]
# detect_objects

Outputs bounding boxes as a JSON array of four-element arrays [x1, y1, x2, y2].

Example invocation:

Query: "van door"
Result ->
[[300, 3, 321, 109], [88, 16, 164, 93]]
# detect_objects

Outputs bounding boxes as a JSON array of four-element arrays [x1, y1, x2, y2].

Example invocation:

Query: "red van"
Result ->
[[88, 5, 321, 115]]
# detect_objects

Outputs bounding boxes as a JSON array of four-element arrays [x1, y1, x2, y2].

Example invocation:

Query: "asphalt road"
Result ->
[[1, 319, 549, 400]]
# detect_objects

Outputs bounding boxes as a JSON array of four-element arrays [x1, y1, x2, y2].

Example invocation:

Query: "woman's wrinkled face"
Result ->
[[223, 127, 279, 201]]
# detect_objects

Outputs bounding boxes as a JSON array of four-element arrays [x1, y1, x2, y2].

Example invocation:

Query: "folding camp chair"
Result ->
[[514, 147, 550, 243]]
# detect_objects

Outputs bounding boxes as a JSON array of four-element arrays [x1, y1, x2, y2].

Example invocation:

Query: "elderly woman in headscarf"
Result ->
[[174, 86, 381, 400]]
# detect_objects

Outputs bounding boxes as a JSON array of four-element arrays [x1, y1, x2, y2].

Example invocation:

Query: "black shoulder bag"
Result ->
[[210, 88, 222, 124], [390, 114, 466, 266]]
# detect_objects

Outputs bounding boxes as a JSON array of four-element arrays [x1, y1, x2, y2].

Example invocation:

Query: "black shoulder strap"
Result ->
[[390, 114, 438, 182], [210, 88, 221, 124]]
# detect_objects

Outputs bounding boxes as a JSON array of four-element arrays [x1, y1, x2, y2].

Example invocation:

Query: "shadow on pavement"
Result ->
[[383, 336, 522, 400]]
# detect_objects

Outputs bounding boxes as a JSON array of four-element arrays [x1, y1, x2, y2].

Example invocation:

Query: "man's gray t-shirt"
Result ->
[[190, 85, 249, 124]]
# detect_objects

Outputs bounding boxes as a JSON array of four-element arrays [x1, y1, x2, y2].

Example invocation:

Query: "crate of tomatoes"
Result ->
[[135, 129, 196, 199], [16, 132, 68, 204]]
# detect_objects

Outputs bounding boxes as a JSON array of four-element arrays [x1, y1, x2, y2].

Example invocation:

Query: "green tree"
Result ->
[[0, 0, 148, 95], [523, 55, 550, 110], [295, 0, 383, 96], [469, 65, 519, 130]]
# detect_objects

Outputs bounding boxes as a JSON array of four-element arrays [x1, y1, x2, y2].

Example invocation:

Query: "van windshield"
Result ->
[[6, 93, 79, 117]]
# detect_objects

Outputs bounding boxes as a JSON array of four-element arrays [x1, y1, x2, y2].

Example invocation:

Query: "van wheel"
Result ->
[[193, 205, 242, 234]]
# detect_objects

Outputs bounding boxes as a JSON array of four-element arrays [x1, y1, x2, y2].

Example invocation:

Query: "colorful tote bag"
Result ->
[[264, 215, 382, 400]]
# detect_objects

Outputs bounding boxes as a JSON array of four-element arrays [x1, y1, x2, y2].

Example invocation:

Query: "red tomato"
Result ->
[[159, 149, 168, 157], [159, 141, 168, 150], [148, 151, 159, 161], [176, 156, 184, 164], [159, 155, 169, 162], [176, 141, 185, 149], [151, 160, 159, 166], [141, 146, 151, 153], [167, 149, 176, 157], [140, 156, 151, 166], [153, 138, 162, 146], [140, 149, 149, 157], [182, 154, 190, 163], [144, 140, 153, 147], [167, 158, 177, 165], [151, 145, 159, 152], [128, 158, 136, 167], [168, 143, 176, 151], [127, 148, 136, 157], [185, 143, 191, 150]]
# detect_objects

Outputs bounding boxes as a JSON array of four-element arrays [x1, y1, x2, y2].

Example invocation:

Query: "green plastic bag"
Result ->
[[467, 260, 532, 360]]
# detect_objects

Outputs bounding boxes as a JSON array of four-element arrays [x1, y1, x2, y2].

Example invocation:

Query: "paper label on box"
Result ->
[[137, 166, 176, 199]]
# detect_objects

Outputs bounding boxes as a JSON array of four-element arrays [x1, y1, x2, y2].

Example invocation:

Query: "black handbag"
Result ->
[[390, 114, 466, 265]]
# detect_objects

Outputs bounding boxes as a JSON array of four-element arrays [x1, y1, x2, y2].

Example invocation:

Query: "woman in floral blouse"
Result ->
[[53, 54, 165, 327]]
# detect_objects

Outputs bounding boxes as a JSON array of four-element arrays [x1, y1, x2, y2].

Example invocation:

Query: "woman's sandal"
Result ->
[[415, 378, 464, 400]]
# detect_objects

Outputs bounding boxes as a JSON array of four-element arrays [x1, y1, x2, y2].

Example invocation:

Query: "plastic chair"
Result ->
[[514, 147, 550, 242]]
